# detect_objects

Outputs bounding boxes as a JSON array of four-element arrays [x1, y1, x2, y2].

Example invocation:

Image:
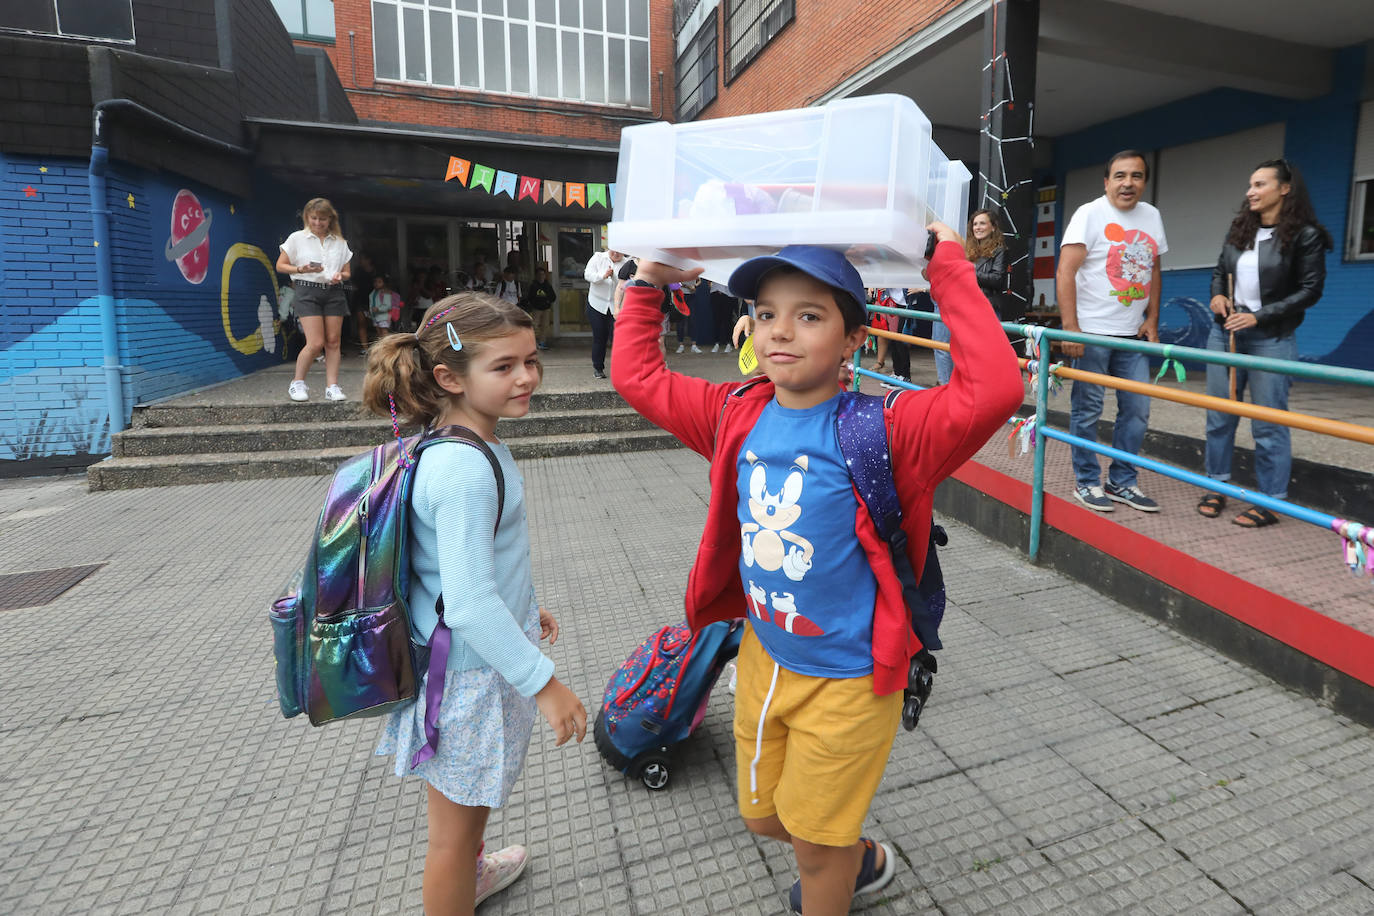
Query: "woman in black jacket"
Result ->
[[1198, 159, 1332, 528], [967, 209, 1008, 315]]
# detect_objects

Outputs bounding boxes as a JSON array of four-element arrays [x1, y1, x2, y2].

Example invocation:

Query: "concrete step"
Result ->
[[131, 387, 627, 428], [88, 429, 684, 490], [112, 408, 656, 457]]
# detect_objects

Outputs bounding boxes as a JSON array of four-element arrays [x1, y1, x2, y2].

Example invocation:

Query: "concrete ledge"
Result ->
[[934, 469, 1374, 728]]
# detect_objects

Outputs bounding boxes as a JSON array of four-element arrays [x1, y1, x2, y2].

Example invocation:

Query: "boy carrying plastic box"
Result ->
[[611, 223, 1022, 915]]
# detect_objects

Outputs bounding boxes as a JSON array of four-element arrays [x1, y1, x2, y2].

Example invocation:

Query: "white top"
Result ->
[[584, 250, 618, 314], [280, 228, 353, 283], [1061, 195, 1169, 336], [1233, 226, 1273, 311], [496, 279, 521, 305]]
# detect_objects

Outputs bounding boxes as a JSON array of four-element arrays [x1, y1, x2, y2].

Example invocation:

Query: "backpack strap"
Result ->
[[408, 424, 506, 769], [835, 390, 944, 652]]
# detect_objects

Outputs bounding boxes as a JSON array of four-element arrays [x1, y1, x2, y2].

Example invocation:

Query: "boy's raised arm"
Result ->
[[610, 263, 734, 458], [893, 237, 1024, 483]]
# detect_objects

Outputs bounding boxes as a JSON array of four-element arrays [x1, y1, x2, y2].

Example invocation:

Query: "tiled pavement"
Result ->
[[4, 447, 1374, 914]]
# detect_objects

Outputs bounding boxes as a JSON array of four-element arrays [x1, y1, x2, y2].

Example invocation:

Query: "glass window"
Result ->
[[403, 6, 427, 80], [509, 0, 528, 18], [482, 0, 502, 12], [606, 36, 626, 104], [535, 0, 555, 24], [626, 0, 647, 38], [0, 3, 57, 32], [269, 0, 334, 39], [56, 0, 134, 40], [675, 8, 717, 120], [559, 0, 578, 27], [273, 0, 305, 34], [509, 22, 531, 93], [457, 15, 480, 86], [560, 29, 581, 99], [429, 10, 454, 86], [629, 40, 648, 108], [483, 17, 507, 91], [582, 0, 602, 31], [536, 26, 559, 97], [456, 0, 478, 9], [373, 3, 400, 79], [1352, 180, 1374, 258], [725, 0, 793, 82], [303, 0, 335, 38], [583, 33, 605, 103]]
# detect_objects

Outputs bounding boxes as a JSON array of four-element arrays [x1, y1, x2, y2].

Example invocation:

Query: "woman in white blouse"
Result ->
[[276, 198, 353, 402]]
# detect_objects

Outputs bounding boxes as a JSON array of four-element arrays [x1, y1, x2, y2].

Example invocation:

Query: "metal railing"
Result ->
[[856, 303, 1374, 580]]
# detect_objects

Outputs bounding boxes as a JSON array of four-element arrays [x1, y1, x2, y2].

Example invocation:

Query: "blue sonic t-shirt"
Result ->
[[736, 394, 878, 677]]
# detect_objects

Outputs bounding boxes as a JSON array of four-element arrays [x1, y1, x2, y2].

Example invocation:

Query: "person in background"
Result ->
[[967, 210, 1008, 319], [583, 247, 624, 378], [276, 197, 352, 402], [876, 288, 915, 389], [350, 253, 377, 355], [1056, 150, 1168, 514], [709, 281, 738, 353], [521, 266, 557, 350], [366, 274, 400, 344], [1197, 159, 1331, 528], [496, 267, 521, 307]]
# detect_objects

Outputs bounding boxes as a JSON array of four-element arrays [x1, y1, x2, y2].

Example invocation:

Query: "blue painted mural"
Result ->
[[0, 152, 296, 467]]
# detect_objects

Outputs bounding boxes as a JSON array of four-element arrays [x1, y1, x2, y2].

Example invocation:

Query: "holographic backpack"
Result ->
[[270, 426, 502, 727]]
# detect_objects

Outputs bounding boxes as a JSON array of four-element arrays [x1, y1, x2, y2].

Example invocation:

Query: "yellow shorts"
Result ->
[[732, 627, 902, 847]]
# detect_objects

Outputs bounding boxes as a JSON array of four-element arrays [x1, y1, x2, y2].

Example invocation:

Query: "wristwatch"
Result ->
[[625, 278, 663, 290]]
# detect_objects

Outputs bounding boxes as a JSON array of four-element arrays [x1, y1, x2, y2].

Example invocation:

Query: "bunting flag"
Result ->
[[445, 157, 471, 185], [440, 153, 611, 208], [470, 164, 496, 192], [493, 170, 518, 198]]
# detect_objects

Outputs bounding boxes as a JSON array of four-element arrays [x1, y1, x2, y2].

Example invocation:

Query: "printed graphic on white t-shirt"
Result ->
[[1061, 196, 1168, 336]]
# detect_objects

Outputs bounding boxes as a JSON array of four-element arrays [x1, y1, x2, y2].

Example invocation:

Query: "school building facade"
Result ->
[[672, 0, 1374, 369]]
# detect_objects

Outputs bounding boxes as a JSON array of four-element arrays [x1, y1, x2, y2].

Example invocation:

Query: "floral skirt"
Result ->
[[376, 663, 538, 808]]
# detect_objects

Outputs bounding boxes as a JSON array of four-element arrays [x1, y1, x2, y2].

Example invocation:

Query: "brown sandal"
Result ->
[[1196, 493, 1226, 518], [1233, 506, 1280, 528]]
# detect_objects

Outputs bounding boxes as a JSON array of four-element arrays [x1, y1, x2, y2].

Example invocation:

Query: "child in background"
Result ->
[[496, 267, 521, 307], [521, 266, 557, 350], [362, 295, 587, 915], [365, 274, 400, 346], [612, 224, 1021, 915]]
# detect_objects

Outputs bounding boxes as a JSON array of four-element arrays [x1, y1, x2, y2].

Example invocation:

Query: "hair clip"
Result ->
[[446, 323, 463, 352]]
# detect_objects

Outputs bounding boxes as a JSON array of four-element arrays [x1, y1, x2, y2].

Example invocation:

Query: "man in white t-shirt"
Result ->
[[583, 247, 624, 378], [1057, 150, 1168, 513]]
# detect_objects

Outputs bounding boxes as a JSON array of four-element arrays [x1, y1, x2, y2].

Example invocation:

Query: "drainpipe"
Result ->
[[87, 113, 125, 437]]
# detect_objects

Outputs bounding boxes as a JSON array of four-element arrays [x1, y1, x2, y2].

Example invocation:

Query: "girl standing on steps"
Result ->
[[277, 198, 353, 402], [362, 293, 587, 915]]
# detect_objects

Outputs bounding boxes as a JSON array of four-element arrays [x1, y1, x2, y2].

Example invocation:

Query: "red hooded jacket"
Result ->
[[611, 241, 1024, 694]]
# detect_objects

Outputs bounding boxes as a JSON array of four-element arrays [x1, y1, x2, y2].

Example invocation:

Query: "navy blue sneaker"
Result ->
[[1104, 483, 1161, 512], [1073, 485, 1115, 512], [789, 838, 895, 913]]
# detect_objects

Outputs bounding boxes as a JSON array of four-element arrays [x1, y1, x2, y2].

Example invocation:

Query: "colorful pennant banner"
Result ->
[[443, 156, 613, 209]]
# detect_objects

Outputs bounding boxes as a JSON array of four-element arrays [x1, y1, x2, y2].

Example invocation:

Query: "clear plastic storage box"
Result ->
[[608, 94, 970, 287]]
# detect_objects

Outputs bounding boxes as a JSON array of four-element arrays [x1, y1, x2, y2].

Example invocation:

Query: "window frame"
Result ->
[[0, 0, 136, 44], [271, 0, 336, 43], [723, 0, 793, 85], [1347, 177, 1374, 261], [674, 6, 717, 121], [370, 0, 653, 110]]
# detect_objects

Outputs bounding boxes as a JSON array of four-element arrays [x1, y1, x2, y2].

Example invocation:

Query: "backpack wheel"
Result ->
[[638, 755, 671, 790]]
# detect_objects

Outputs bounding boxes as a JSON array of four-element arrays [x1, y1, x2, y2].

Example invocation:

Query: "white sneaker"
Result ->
[[314, 354, 325, 364], [475, 845, 529, 906], [676, 344, 685, 353], [724, 343, 733, 353], [711, 343, 720, 353], [324, 384, 346, 402], [288, 380, 309, 401], [690, 344, 702, 354]]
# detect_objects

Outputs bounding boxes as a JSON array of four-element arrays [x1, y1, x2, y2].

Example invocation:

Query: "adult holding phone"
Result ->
[[277, 198, 353, 401], [1197, 159, 1332, 528]]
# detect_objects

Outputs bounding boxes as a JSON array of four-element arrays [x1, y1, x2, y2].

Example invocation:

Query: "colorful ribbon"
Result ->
[[1154, 345, 1186, 383], [411, 609, 451, 768], [1008, 416, 1036, 457], [1331, 519, 1374, 582]]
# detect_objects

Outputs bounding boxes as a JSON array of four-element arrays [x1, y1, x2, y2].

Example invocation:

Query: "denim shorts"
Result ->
[[293, 282, 349, 318]]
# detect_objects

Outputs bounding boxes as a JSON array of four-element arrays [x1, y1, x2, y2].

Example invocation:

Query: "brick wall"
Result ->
[[695, 0, 963, 119], [299, 0, 672, 143]]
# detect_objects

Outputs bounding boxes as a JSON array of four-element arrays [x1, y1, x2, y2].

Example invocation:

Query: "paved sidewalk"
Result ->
[[3, 451, 1374, 915]]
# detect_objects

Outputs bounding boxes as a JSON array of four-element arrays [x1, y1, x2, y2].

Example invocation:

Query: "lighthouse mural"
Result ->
[[1032, 185, 1057, 309]]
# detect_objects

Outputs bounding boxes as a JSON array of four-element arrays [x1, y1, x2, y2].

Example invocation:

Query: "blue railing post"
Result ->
[[1029, 332, 1051, 562]]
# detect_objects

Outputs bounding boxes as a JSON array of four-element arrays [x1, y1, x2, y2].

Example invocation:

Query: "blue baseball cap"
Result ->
[[727, 245, 866, 321]]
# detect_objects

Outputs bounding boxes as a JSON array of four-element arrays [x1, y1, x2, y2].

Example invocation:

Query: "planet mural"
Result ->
[[164, 189, 212, 284]]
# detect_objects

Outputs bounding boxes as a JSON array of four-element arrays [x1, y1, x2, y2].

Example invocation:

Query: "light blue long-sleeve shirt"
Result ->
[[406, 440, 554, 698]]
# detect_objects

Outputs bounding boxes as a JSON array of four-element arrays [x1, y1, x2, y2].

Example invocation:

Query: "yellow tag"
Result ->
[[737, 336, 758, 375]]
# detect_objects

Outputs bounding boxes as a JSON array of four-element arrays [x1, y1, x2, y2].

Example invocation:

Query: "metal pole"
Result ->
[[1028, 340, 1051, 561]]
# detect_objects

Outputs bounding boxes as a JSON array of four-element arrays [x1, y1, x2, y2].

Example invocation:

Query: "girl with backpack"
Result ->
[[362, 293, 587, 915]]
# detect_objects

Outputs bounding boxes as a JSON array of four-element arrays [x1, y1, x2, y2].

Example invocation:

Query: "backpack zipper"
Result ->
[[357, 448, 379, 609]]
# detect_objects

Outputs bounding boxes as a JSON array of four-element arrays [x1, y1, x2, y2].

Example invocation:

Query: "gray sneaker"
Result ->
[[1073, 485, 1115, 512], [1104, 483, 1161, 512]]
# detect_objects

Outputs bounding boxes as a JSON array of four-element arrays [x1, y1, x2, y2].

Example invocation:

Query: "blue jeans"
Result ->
[[931, 307, 953, 385], [1069, 341, 1151, 489], [1204, 324, 1295, 498]]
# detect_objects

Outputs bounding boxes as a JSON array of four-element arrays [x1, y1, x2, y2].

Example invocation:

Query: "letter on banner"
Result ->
[[470, 164, 495, 192], [445, 157, 472, 185], [493, 170, 518, 198], [543, 180, 564, 205], [566, 183, 586, 207], [517, 175, 541, 201], [587, 183, 608, 208]]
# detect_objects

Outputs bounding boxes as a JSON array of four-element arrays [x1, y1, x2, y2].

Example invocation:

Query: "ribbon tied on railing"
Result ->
[[1332, 519, 1374, 583], [1008, 416, 1036, 457], [1154, 344, 1187, 384]]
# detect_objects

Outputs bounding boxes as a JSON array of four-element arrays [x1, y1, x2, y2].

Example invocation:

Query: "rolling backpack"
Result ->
[[592, 389, 947, 789], [269, 425, 503, 747]]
